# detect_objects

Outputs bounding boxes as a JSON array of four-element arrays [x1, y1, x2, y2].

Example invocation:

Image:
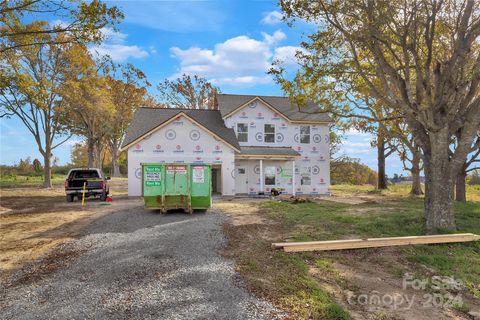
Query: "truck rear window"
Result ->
[[72, 170, 100, 179]]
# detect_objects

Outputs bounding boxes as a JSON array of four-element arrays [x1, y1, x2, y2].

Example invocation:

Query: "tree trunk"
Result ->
[[410, 153, 423, 195], [111, 144, 121, 177], [93, 142, 103, 169], [455, 168, 467, 202], [423, 130, 456, 232], [87, 137, 95, 168], [42, 149, 52, 188], [377, 135, 388, 189]]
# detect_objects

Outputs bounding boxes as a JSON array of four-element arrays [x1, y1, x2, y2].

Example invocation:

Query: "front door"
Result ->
[[235, 167, 248, 194]]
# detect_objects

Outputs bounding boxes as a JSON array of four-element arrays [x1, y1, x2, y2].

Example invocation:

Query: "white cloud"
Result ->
[[342, 142, 372, 148], [261, 10, 284, 25], [170, 30, 297, 86], [273, 46, 304, 66], [90, 28, 149, 62], [262, 30, 286, 45], [149, 46, 158, 55], [91, 44, 148, 62], [50, 19, 69, 29], [100, 27, 127, 44], [64, 139, 83, 147], [345, 128, 370, 136]]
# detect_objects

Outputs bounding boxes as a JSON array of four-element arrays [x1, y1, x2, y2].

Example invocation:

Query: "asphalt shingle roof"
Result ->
[[121, 108, 240, 150], [239, 146, 300, 156], [216, 94, 333, 122]]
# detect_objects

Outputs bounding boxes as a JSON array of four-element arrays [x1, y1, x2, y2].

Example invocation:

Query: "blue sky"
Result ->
[[0, 0, 406, 176]]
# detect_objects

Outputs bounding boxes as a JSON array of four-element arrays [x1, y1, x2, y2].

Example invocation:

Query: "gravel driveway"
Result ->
[[0, 201, 281, 320]]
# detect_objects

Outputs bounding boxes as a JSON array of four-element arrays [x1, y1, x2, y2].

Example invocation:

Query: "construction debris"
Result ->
[[272, 233, 480, 252], [279, 196, 312, 204]]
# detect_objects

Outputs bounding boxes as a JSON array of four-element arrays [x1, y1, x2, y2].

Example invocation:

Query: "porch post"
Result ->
[[259, 159, 263, 194], [292, 160, 296, 196]]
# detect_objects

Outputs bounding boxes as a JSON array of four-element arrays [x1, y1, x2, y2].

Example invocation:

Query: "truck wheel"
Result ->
[[66, 194, 74, 202], [100, 191, 107, 201]]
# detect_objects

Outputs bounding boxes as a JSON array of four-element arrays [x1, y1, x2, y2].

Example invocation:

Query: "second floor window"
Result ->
[[264, 124, 275, 143], [300, 125, 310, 143], [237, 123, 248, 142]]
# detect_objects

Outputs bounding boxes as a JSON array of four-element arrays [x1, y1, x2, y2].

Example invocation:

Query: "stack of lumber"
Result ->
[[272, 233, 480, 252]]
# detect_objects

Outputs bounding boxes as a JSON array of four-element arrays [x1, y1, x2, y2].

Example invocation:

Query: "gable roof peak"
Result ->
[[216, 93, 333, 123]]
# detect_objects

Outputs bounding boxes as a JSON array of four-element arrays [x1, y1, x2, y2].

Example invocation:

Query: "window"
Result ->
[[72, 170, 100, 179], [265, 166, 276, 185], [237, 123, 248, 142], [264, 124, 275, 143], [300, 125, 310, 144], [300, 167, 311, 185]]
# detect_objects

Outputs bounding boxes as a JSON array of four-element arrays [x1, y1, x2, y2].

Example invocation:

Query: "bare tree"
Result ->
[[157, 74, 219, 109]]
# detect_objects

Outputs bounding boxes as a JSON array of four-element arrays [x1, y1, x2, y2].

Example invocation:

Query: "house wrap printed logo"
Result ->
[[133, 144, 143, 153], [173, 144, 184, 153], [193, 145, 203, 153], [212, 145, 222, 154], [153, 144, 164, 153]]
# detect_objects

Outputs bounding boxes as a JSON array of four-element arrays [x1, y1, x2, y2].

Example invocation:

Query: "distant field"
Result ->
[[0, 174, 129, 189], [331, 183, 480, 202], [0, 174, 66, 187]]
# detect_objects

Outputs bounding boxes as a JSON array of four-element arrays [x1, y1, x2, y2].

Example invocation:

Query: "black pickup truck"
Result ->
[[65, 168, 110, 202]]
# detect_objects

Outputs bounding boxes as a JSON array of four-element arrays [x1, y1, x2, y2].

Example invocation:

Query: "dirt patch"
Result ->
[[323, 196, 368, 205], [342, 207, 409, 216], [214, 198, 270, 226], [0, 180, 131, 280], [7, 245, 88, 288], [308, 247, 480, 320]]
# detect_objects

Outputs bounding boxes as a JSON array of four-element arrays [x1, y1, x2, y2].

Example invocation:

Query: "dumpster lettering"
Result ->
[[193, 166, 205, 183], [145, 167, 161, 186], [166, 165, 187, 174]]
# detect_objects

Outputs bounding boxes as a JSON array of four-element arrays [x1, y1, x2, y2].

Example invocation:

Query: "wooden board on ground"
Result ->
[[272, 233, 480, 252]]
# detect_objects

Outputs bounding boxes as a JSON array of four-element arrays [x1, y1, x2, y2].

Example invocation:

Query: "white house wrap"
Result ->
[[121, 94, 332, 196]]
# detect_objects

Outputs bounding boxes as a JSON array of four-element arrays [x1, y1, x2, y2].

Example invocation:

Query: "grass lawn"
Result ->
[[0, 174, 65, 187], [222, 185, 480, 319]]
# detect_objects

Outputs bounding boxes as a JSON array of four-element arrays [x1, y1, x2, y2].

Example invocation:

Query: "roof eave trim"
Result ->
[[236, 153, 300, 157], [221, 96, 332, 123], [222, 96, 291, 122], [290, 120, 333, 124]]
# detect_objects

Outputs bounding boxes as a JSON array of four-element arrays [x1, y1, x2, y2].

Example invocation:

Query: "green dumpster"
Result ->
[[190, 165, 212, 210], [164, 164, 190, 213], [141, 163, 211, 213]]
